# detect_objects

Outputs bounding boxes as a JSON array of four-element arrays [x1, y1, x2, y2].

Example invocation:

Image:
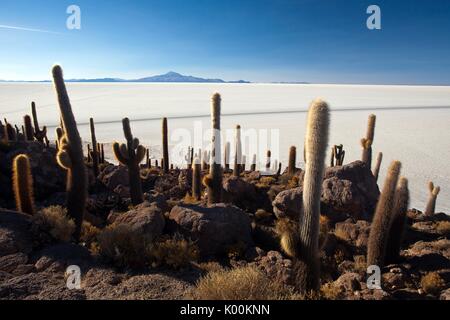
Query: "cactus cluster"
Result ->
[[113, 118, 146, 205], [424, 182, 440, 216], [330, 144, 345, 167]]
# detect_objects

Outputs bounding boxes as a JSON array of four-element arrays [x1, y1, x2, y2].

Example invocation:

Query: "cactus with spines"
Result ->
[[113, 117, 146, 205], [12, 154, 35, 215], [233, 125, 242, 177], [31, 102, 48, 143], [330, 144, 345, 167], [23, 115, 34, 141], [385, 177, 409, 264], [52, 65, 87, 241], [203, 93, 223, 205], [367, 161, 402, 268], [89, 118, 100, 177], [424, 182, 440, 216], [192, 157, 202, 200], [373, 152, 383, 182], [265, 150, 271, 171], [288, 146, 297, 176], [298, 99, 330, 291], [162, 117, 169, 173], [251, 154, 257, 171], [361, 114, 376, 169], [224, 141, 230, 171]]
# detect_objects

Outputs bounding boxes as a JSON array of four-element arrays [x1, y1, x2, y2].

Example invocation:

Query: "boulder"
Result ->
[[272, 187, 302, 220], [223, 176, 258, 211], [169, 203, 253, 257], [99, 165, 129, 191], [111, 202, 165, 241], [0, 210, 33, 256], [334, 219, 370, 248]]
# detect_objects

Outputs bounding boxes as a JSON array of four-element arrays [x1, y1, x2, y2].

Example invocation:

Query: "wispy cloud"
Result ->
[[0, 24, 61, 34]]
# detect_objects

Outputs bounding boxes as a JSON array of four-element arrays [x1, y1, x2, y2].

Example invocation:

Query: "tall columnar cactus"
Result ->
[[202, 150, 208, 171], [288, 146, 297, 176], [31, 102, 48, 143], [12, 154, 35, 215], [4, 120, 16, 141], [224, 141, 230, 171], [265, 150, 271, 171], [52, 65, 87, 240], [192, 157, 202, 201], [299, 99, 330, 291], [87, 144, 92, 163], [385, 177, 409, 264], [146, 148, 150, 168], [23, 115, 34, 141], [203, 93, 222, 205], [373, 152, 383, 182], [233, 125, 242, 177], [361, 114, 376, 169], [113, 118, 146, 205], [424, 182, 440, 216], [367, 161, 402, 268], [251, 154, 257, 171], [162, 117, 169, 174], [89, 118, 100, 177], [242, 155, 246, 171]]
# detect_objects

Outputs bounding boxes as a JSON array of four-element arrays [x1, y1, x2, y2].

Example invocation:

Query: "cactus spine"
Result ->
[[23, 115, 34, 141], [233, 125, 242, 177], [204, 93, 222, 205], [113, 118, 146, 205], [367, 161, 401, 268], [12, 154, 35, 215], [361, 114, 376, 169], [373, 152, 383, 182], [424, 182, 440, 216], [192, 157, 202, 200], [52, 65, 87, 240], [385, 177, 409, 264], [162, 117, 169, 173], [288, 146, 296, 176], [31, 102, 47, 143], [89, 118, 100, 177], [299, 99, 329, 291]]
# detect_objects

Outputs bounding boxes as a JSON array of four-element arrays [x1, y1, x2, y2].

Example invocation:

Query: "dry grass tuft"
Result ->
[[149, 235, 199, 269], [420, 272, 446, 295], [31, 206, 75, 243], [191, 265, 302, 300], [435, 221, 450, 235], [80, 221, 101, 248], [320, 282, 342, 300]]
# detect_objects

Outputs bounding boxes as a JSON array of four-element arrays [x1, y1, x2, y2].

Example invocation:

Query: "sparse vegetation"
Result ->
[[31, 206, 75, 243], [421, 272, 445, 295]]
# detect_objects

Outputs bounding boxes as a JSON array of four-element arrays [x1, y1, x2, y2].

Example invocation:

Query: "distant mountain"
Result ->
[[0, 72, 250, 83]]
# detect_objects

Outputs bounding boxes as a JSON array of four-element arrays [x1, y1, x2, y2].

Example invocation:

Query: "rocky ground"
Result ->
[[0, 141, 449, 300]]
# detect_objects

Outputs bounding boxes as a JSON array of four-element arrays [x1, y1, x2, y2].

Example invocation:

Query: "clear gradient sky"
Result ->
[[0, 0, 450, 84]]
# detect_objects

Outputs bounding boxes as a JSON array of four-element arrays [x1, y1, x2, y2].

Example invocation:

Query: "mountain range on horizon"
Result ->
[[0, 71, 252, 84]]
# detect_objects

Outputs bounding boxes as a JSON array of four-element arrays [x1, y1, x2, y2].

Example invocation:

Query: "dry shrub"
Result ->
[[31, 206, 75, 244], [435, 221, 450, 235], [420, 272, 446, 295], [195, 261, 225, 274], [149, 235, 199, 269], [191, 265, 302, 300], [80, 221, 100, 248], [320, 282, 342, 300], [98, 223, 150, 269]]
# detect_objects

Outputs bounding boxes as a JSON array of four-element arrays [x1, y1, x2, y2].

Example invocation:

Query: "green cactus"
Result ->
[[298, 98, 329, 291], [52, 65, 87, 241], [192, 157, 202, 200], [385, 177, 409, 264], [23, 115, 34, 141], [288, 146, 297, 176], [367, 161, 402, 268], [424, 182, 440, 216], [361, 114, 376, 169], [12, 154, 35, 215], [31, 101, 48, 143], [162, 117, 169, 173], [89, 118, 100, 177], [373, 152, 383, 182], [113, 118, 146, 205], [203, 93, 223, 205], [233, 125, 242, 177]]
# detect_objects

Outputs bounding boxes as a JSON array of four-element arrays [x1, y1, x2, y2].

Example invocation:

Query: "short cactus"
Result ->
[[52, 65, 87, 241], [373, 152, 383, 182], [203, 93, 223, 205], [288, 146, 297, 176], [12, 154, 35, 215], [233, 125, 242, 177], [424, 182, 440, 216], [113, 118, 146, 205], [31, 101, 48, 143], [23, 115, 34, 141], [385, 177, 409, 264], [367, 161, 402, 268], [162, 117, 169, 173], [89, 118, 100, 177], [299, 99, 330, 291]]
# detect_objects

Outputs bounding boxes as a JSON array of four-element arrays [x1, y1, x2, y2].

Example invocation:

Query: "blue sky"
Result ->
[[0, 0, 450, 84]]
